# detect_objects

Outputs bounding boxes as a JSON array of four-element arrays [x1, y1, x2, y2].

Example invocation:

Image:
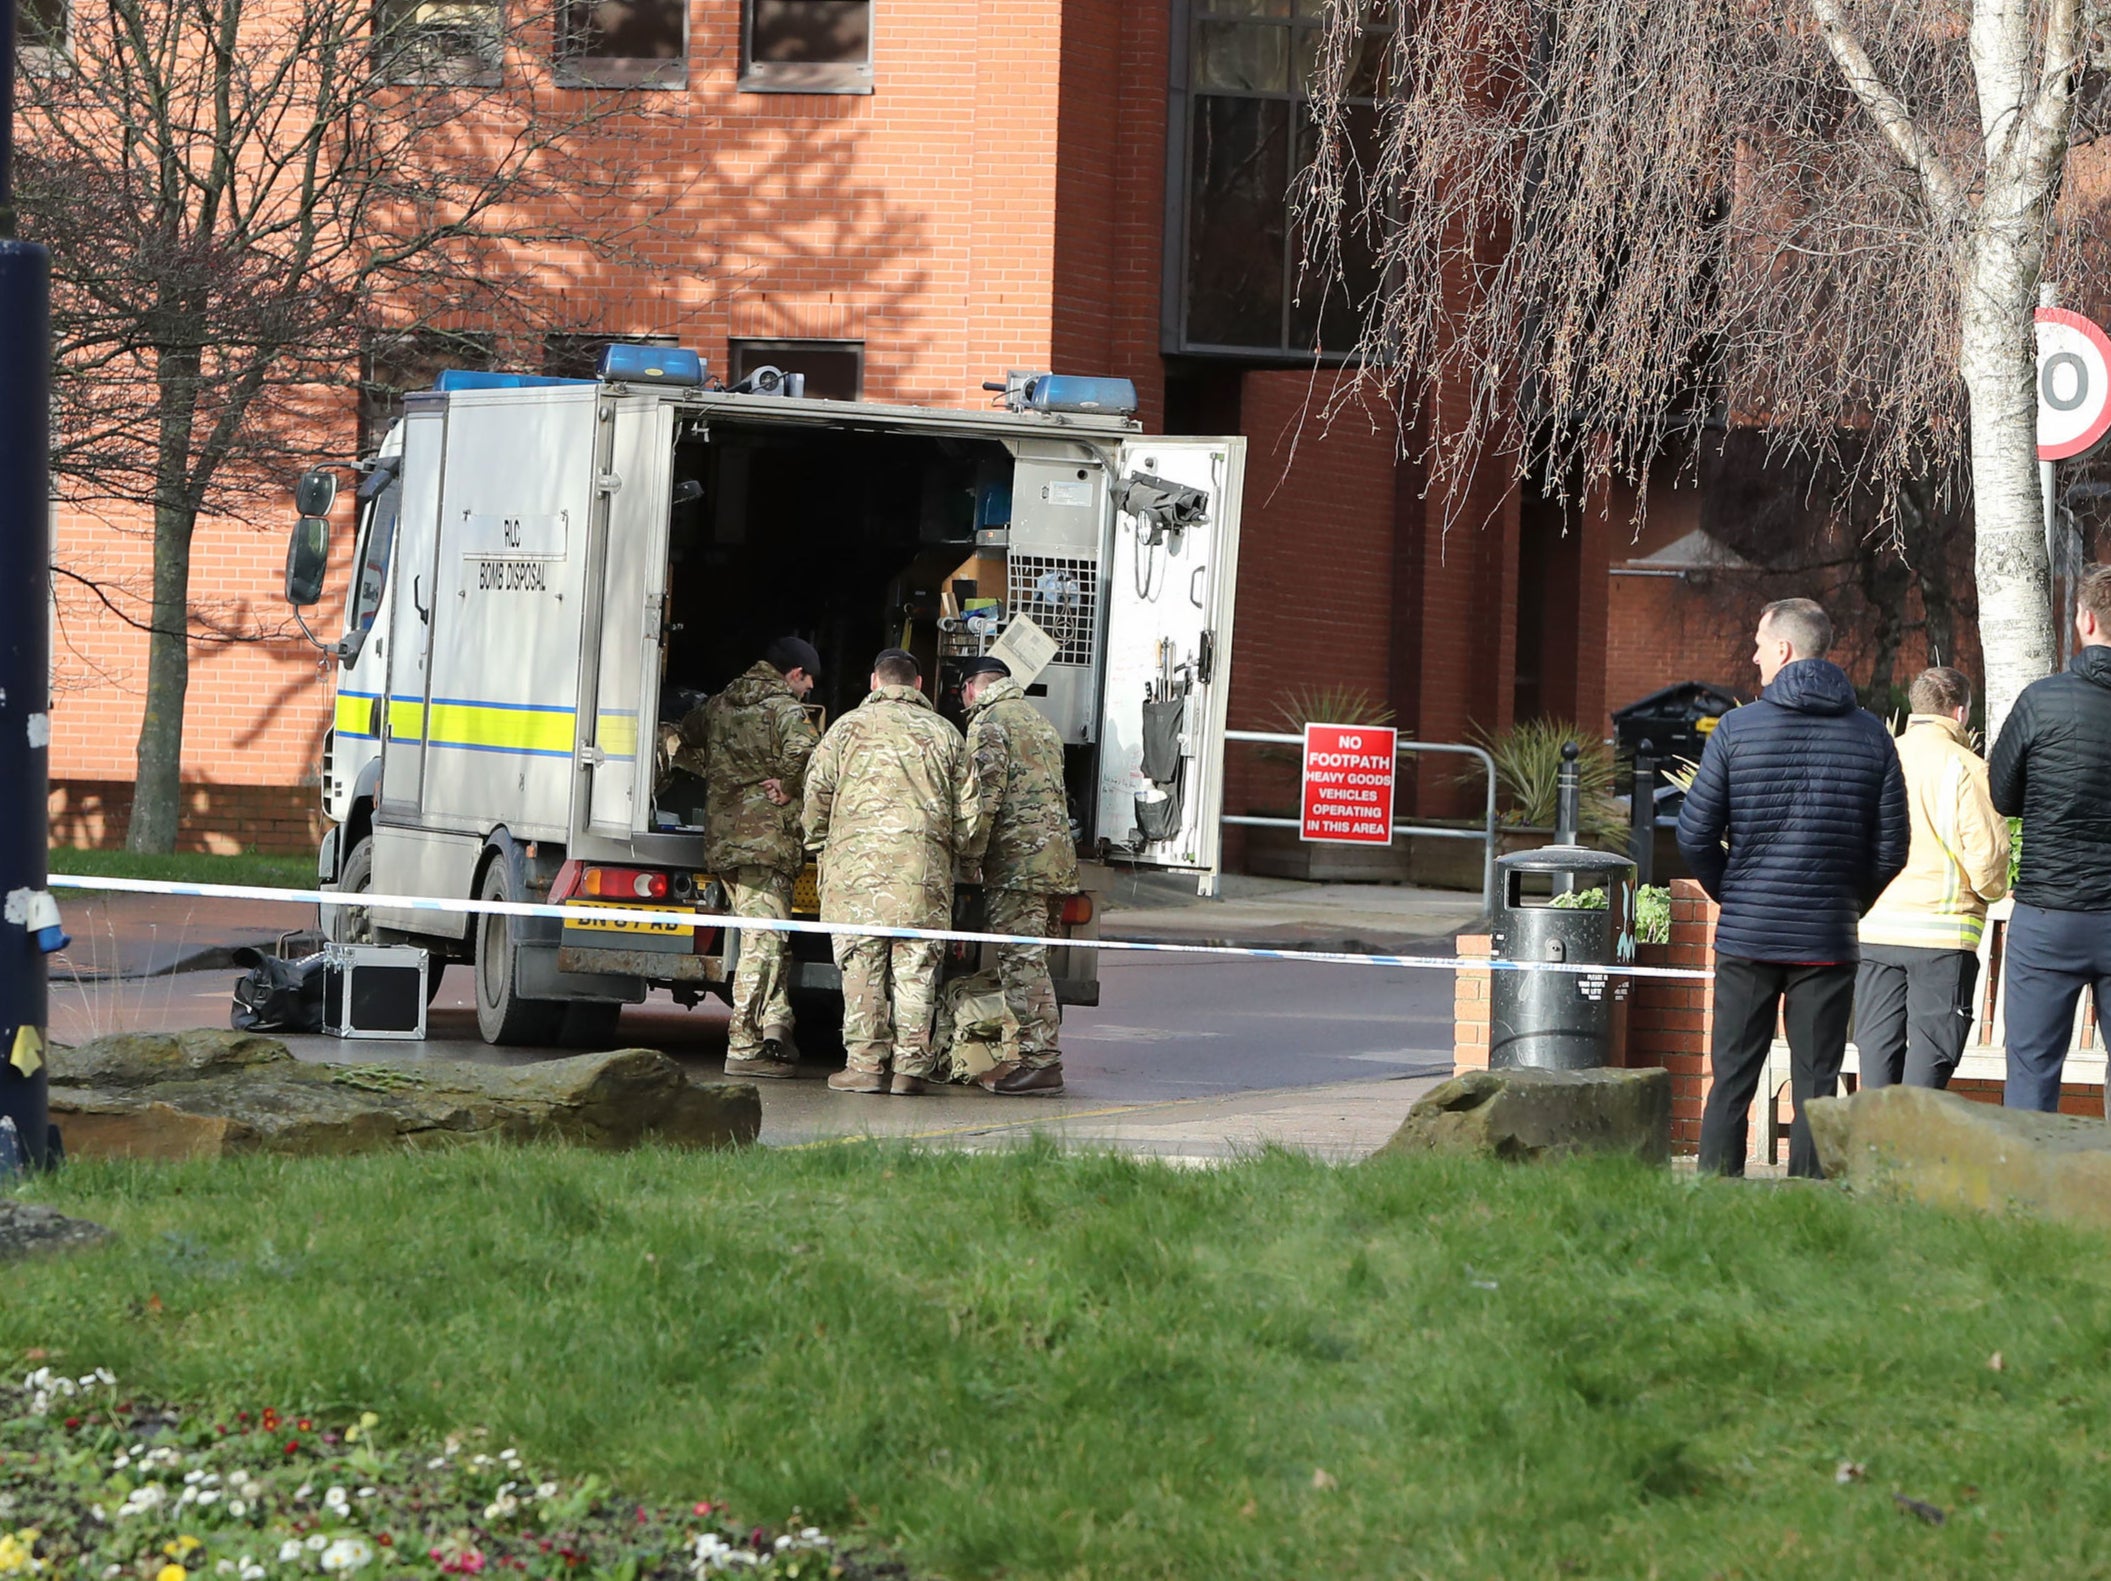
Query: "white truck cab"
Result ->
[[282, 354, 1245, 1047]]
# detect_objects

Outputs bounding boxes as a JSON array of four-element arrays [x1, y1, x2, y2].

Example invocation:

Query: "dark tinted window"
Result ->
[[729, 339, 864, 402], [19, 0, 67, 53], [742, 0, 870, 92], [556, 0, 685, 84], [1174, 0, 1389, 355], [371, 0, 502, 84]]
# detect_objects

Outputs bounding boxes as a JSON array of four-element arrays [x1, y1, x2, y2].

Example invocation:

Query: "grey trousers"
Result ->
[[1853, 944, 1979, 1091]]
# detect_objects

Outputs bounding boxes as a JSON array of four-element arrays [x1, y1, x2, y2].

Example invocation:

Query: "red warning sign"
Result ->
[[1300, 723, 1398, 844]]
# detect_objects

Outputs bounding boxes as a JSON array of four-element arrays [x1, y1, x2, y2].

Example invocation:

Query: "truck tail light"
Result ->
[[574, 865, 670, 900], [1060, 894, 1094, 926]]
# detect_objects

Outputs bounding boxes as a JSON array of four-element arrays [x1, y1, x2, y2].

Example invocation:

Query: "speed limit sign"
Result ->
[[2036, 306, 2111, 461]]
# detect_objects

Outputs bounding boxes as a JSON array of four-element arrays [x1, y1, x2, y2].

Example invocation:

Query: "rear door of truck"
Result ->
[[579, 396, 676, 840], [1095, 437, 1245, 874]]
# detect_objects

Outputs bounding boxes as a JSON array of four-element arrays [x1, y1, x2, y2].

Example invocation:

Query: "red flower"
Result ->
[[692, 1503, 714, 1517], [64, 1418, 80, 1430], [376, 1536, 393, 1549], [284, 1439, 301, 1455], [296, 1418, 312, 1431]]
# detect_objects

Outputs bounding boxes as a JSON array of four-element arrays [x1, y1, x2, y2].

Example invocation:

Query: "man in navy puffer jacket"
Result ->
[[1677, 599, 1909, 1177]]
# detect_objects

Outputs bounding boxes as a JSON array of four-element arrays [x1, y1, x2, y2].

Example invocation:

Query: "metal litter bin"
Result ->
[[1489, 846, 1638, 1071]]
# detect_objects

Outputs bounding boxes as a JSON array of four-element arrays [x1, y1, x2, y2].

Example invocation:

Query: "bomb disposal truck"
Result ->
[[280, 349, 1245, 1046]]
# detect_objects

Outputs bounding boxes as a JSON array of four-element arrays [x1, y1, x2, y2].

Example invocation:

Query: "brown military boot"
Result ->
[[725, 1038, 798, 1081], [992, 1063, 1064, 1097], [827, 1066, 888, 1094], [889, 1072, 929, 1096]]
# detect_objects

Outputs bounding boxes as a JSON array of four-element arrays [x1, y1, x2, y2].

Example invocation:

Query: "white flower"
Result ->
[[356, 1488, 376, 1501], [104, 1567, 123, 1578], [534, 1483, 558, 1500], [111, 1453, 133, 1472], [240, 1561, 266, 1581], [305, 1535, 328, 1552], [185, 1470, 208, 1485], [197, 1489, 221, 1506], [498, 1449, 519, 1464], [294, 1485, 314, 1501], [426, 1458, 448, 1471], [95, 1367, 117, 1385], [228, 1500, 248, 1518], [218, 1560, 238, 1575], [278, 1541, 304, 1564], [482, 1493, 519, 1522], [318, 1538, 373, 1574]]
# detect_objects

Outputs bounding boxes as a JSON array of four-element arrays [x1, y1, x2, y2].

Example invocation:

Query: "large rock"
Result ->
[[1809, 1085, 2111, 1229], [0, 1198, 112, 1261], [1380, 1066, 1671, 1164], [49, 1032, 760, 1160]]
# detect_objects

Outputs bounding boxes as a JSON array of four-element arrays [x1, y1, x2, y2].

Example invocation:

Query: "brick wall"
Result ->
[[49, 780, 326, 856]]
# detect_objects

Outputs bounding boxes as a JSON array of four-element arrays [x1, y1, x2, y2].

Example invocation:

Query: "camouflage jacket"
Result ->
[[803, 685, 976, 928], [696, 663, 820, 876], [960, 678, 1079, 893]]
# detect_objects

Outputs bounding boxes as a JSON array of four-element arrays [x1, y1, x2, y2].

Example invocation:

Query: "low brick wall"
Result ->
[[50, 780, 326, 856], [1453, 878, 2104, 1160]]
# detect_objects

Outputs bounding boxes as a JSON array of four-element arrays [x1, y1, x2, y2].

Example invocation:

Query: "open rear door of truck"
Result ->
[[582, 399, 676, 839], [1094, 436, 1244, 873]]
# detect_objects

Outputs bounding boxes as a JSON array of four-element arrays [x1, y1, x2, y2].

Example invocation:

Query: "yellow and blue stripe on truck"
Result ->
[[334, 691, 637, 760]]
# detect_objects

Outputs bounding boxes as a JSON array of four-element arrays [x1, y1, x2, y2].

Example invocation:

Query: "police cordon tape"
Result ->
[[44, 873, 1715, 981]]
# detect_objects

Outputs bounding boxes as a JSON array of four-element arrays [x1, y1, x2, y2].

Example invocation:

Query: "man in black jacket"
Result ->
[[1988, 565, 2111, 1111], [1677, 599, 1909, 1177]]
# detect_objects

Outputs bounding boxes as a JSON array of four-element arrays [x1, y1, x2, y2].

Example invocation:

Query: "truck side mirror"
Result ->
[[285, 515, 330, 607], [295, 468, 339, 517]]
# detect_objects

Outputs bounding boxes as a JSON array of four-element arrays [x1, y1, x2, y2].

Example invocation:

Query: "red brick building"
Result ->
[[45, 0, 1858, 858]]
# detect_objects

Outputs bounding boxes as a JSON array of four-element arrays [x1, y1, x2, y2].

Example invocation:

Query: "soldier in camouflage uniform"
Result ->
[[699, 637, 822, 1081], [957, 656, 1081, 1095], [803, 648, 977, 1095]]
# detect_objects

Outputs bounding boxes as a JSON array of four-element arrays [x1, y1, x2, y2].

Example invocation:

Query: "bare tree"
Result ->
[[18, 0, 696, 850], [1299, 0, 2106, 735]]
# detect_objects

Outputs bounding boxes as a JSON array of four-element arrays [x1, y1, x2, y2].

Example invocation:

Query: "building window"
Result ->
[[555, 0, 685, 86], [358, 330, 497, 451], [728, 339, 863, 401], [1171, 0, 1388, 357], [740, 0, 871, 94], [542, 332, 680, 378], [372, 0, 503, 85], [18, 0, 68, 64]]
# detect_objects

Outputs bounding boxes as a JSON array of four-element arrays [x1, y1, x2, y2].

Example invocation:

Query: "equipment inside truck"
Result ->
[[656, 419, 1102, 840]]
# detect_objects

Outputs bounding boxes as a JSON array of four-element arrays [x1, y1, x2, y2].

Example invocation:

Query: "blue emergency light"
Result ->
[[597, 344, 707, 385], [431, 370, 593, 393], [1025, 375, 1138, 416]]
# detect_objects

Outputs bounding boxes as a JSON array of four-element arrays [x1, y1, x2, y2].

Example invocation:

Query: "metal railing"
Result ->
[[1220, 731, 1499, 917]]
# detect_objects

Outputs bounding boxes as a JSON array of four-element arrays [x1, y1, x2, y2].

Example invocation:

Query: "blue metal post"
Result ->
[[0, 0, 55, 1172]]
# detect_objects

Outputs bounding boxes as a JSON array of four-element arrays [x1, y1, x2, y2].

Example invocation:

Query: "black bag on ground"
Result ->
[[229, 946, 327, 1033]]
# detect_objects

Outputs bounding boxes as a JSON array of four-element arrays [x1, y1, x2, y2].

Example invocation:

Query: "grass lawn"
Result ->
[[8, 1143, 2111, 1578], [46, 848, 317, 891]]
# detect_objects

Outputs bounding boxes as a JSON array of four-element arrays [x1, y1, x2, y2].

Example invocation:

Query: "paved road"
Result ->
[[47, 934, 1462, 1158]]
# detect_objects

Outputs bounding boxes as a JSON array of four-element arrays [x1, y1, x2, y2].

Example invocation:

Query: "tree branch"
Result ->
[[1807, 0, 1962, 222]]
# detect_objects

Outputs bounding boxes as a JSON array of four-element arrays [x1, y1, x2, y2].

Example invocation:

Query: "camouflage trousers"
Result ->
[[831, 932, 943, 1079], [724, 866, 796, 1058], [986, 889, 1061, 1068]]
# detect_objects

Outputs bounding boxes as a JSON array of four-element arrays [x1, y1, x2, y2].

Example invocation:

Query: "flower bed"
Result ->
[[0, 1370, 906, 1581]]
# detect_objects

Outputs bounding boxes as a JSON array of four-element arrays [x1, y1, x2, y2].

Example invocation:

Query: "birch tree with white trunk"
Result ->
[[1300, 0, 2103, 736]]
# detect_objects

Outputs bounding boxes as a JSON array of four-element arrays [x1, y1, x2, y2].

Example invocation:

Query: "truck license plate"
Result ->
[[562, 902, 695, 938]]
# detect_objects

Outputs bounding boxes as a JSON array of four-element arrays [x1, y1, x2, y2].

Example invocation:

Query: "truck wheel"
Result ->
[[475, 863, 565, 1047], [557, 1001, 623, 1049], [328, 837, 377, 945]]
